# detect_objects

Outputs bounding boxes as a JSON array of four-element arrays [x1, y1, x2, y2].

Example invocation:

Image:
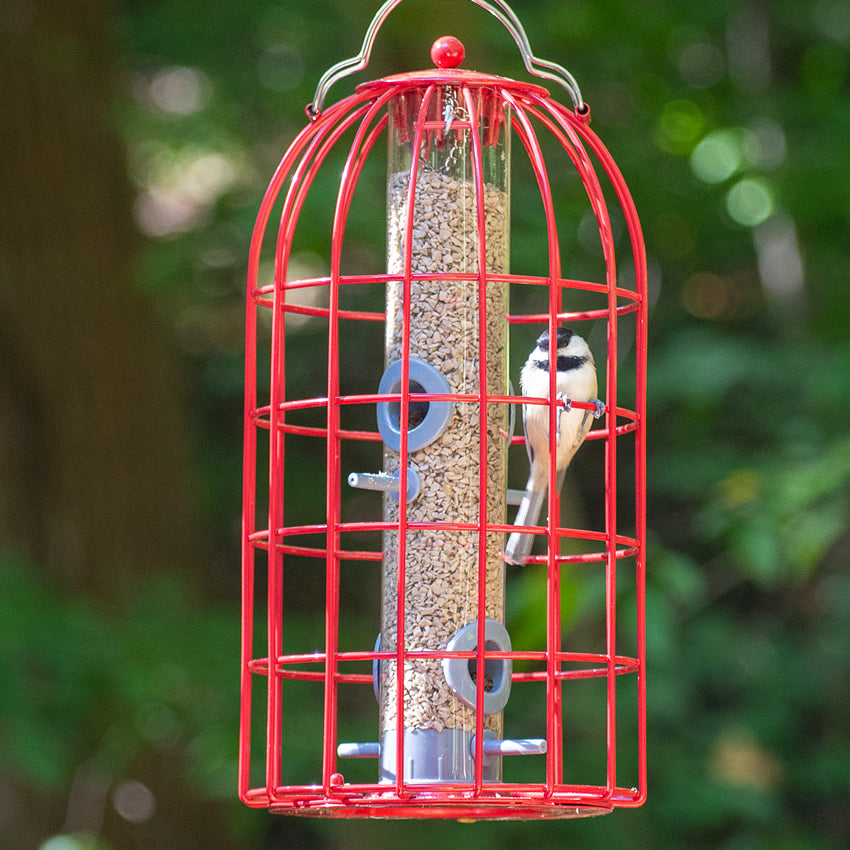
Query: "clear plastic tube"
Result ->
[[380, 84, 511, 782]]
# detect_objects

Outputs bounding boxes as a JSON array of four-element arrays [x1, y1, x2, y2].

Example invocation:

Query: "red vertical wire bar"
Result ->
[[393, 83, 438, 795], [573, 132, 620, 800], [632, 218, 648, 806], [573, 121, 626, 801], [546, 160, 564, 794], [267, 146, 319, 798], [266, 217, 286, 798], [321, 94, 395, 793], [256, 97, 377, 799], [634, 256, 648, 805], [625, 189, 648, 806], [395, 85, 418, 794], [603, 205, 620, 800], [240, 233, 260, 805], [570, 130, 620, 798], [463, 84, 490, 795], [503, 91, 564, 792], [241, 189, 265, 806], [540, 102, 622, 797], [510, 104, 563, 795], [323, 176, 343, 795], [242, 106, 343, 804], [570, 117, 649, 804], [266, 105, 371, 799]]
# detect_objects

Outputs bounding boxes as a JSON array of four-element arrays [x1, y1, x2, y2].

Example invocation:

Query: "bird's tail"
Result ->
[[504, 474, 546, 565], [503, 469, 567, 565]]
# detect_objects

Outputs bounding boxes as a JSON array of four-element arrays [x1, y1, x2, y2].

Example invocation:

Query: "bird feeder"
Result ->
[[240, 0, 647, 820]]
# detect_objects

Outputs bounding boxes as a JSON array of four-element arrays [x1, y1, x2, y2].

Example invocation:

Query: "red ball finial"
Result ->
[[431, 36, 465, 69]]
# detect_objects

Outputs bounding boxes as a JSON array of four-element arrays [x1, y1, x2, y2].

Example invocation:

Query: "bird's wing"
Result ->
[[572, 408, 593, 450], [522, 402, 535, 466]]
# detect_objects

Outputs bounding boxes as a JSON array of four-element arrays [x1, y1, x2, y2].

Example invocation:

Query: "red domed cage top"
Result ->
[[240, 0, 647, 820]]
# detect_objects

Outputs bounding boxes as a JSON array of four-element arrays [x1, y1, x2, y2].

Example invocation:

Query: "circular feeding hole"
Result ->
[[377, 358, 453, 452], [468, 639, 502, 693], [388, 379, 430, 429]]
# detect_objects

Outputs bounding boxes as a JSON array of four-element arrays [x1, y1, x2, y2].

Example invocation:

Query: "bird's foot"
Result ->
[[556, 392, 572, 412], [555, 394, 572, 445], [592, 398, 606, 419]]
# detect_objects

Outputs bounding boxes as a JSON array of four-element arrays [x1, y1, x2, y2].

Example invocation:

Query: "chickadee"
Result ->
[[504, 327, 604, 565]]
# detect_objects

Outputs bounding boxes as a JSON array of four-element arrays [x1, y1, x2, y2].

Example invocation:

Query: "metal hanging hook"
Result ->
[[306, 0, 585, 119]]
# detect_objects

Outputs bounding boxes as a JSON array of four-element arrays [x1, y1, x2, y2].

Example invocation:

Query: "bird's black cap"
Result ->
[[536, 326, 575, 351]]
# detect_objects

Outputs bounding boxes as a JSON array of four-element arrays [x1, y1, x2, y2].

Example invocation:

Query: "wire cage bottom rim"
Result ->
[[267, 795, 615, 820]]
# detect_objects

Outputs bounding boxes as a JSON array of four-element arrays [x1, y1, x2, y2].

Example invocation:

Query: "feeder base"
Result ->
[[269, 796, 615, 820]]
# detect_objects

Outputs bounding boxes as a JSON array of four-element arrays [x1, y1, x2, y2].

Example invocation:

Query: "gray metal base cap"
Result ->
[[379, 727, 500, 784]]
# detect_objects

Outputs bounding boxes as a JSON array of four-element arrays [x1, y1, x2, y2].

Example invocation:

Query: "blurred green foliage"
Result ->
[[0, 556, 239, 798], [4, 0, 849, 847]]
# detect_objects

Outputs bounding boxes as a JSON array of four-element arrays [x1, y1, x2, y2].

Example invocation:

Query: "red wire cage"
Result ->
[[240, 0, 647, 820]]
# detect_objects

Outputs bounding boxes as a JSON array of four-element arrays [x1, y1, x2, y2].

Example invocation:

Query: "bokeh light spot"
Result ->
[[148, 66, 211, 115], [721, 469, 760, 507], [681, 272, 760, 320], [682, 272, 728, 319], [690, 130, 744, 184], [40, 839, 88, 850], [656, 99, 705, 154], [112, 779, 156, 824], [710, 728, 784, 791], [726, 178, 775, 227]]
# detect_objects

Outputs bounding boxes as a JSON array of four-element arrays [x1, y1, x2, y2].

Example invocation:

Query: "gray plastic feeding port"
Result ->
[[337, 742, 380, 759], [471, 735, 548, 758], [442, 619, 512, 715], [347, 467, 421, 503], [337, 734, 547, 774], [376, 358, 453, 452]]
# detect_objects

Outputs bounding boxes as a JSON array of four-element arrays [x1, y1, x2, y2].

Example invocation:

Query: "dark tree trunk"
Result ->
[[0, 2, 234, 847], [0, 0, 200, 598]]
